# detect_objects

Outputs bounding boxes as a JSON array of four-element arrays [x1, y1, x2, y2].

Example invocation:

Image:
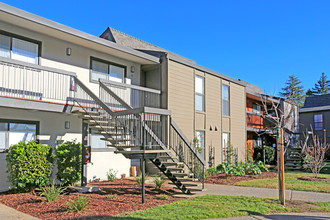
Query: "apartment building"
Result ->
[[0, 3, 246, 193]]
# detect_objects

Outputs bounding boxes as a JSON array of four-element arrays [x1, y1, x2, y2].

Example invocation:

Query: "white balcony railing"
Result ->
[[0, 57, 75, 104]]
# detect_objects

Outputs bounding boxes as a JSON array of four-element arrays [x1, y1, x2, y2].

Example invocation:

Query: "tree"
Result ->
[[305, 89, 314, 97], [280, 75, 305, 107], [311, 72, 330, 95]]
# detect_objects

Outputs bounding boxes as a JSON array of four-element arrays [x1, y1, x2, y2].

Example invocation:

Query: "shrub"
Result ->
[[154, 177, 166, 190], [105, 194, 117, 199], [6, 141, 54, 191], [136, 174, 144, 185], [216, 161, 269, 176], [40, 181, 66, 202], [253, 145, 276, 164], [106, 169, 118, 182], [67, 195, 89, 212], [56, 140, 81, 186], [205, 166, 218, 178], [157, 194, 168, 200]]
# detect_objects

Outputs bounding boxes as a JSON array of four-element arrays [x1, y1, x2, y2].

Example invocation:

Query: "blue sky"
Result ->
[[2, 0, 330, 95]]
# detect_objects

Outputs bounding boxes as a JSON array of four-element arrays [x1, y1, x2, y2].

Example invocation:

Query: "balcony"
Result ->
[[0, 57, 161, 112]]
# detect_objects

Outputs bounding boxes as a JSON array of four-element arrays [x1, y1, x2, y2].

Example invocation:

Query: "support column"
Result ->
[[81, 120, 88, 187]]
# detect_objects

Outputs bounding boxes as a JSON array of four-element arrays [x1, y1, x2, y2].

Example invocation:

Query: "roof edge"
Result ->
[[0, 3, 160, 64]]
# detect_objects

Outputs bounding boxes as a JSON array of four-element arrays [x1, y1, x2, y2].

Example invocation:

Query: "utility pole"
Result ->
[[277, 127, 285, 205]]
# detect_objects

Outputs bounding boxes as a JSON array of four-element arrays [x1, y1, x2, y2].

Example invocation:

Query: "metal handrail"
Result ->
[[100, 78, 161, 94], [0, 56, 76, 77]]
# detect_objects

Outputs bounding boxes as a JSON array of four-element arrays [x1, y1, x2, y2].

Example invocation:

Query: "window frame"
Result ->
[[0, 118, 40, 151], [0, 30, 41, 65], [195, 130, 205, 160], [90, 56, 126, 84], [252, 103, 262, 115], [314, 114, 323, 131], [195, 75, 205, 112], [222, 84, 230, 116]]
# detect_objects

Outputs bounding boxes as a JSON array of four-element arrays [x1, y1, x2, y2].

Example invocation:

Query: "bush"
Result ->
[[106, 169, 118, 182], [56, 140, 81, 186], [205, 166, 218, 178], [6, 141, 54, 191], [154, 177, 166, 190], [253, 145, 276, 164], [136, 174, 144, 185], [67, 195, 89, 212], [157, 194, 168, 200], [40, 181, 66, 202], [216, 161, 269, 176]]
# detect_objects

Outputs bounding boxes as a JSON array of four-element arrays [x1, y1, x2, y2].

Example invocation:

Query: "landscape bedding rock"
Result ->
[[0, 179, 179, 220]]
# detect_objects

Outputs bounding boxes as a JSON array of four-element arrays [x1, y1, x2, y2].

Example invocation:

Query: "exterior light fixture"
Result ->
[[210, 126, 212, 131], [65, 121, 70, 129], [131, 66, 135, 73], [66, 47, 72, 56], [215, 126, 218, 131]]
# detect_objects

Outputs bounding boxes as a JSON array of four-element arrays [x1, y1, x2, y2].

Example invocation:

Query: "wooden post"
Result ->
[[277, 128, 285, 205]]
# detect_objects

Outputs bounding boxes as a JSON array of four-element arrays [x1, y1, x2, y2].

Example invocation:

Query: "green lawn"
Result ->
[[118, 195, 330, 220], [235, 172, 330, 193]]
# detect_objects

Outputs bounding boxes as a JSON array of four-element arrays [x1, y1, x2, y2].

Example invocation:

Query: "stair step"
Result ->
[[89, 125, 124, 130], [167, 167, 184, 172], [158, 156, 171, 160], [94, 131, 129, 136], [101, 137, 133, 142], [115, 150, 170, 154], [171, 172, 188, 177], [108, 144, 137, 148], [175, 178, 197, 182], [72, 110, 101, 115], [162, 162, 184, 166], [174, 187, 203, 192], [169, 182, 198, 187], [79, 115, 104, 120], [85, 120, 109, 125]]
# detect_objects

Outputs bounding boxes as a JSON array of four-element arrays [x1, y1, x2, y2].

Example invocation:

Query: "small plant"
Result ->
[[131, 202, 137, 205], [154, 177, 166, 190], [67, 195, 89, 212], [40, 181, 66, 202], [136, 174, 144, 185], [205, 166, 218, 178], [107, 169, 118, 182], [105, 194, 117, 199], [157, 194, 168, 200]]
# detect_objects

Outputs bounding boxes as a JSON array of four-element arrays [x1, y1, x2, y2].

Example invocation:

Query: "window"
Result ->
[[195, 76, 205, 111], [314, 114, 323, 130], [90, 129, 107, 148], [252, 103, 262, 115], [222, 85, 230, 116], [0, 33, 39, 64], [195, 131, 205, 159], [0, 120, 38, 150], [91, 58, 125, 83], [222, 132, 230, 162]]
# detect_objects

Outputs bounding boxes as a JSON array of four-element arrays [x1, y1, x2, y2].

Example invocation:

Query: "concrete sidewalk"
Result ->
[[0, 203, 38, 219], [199, 183, 330, 202]]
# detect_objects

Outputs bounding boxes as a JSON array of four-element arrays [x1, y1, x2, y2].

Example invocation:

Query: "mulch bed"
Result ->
[[0, 179, 179, 219], [297, 176, 330, 183], [205, 172, 278, 185]]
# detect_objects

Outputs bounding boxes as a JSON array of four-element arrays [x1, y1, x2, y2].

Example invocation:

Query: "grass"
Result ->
[[123, 195, 330, 219], [235, 172, 330, 193]]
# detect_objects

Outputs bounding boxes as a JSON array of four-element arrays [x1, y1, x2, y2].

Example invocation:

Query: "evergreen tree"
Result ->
[[306, 89, 314, 97], [311, 72, 330, 95], [280, 75, 305, 107]]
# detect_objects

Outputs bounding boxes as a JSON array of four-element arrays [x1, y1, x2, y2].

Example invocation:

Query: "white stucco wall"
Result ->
[[0, 107, 130, 192]]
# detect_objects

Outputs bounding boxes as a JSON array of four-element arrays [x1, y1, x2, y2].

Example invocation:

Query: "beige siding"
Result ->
[[230, 83, 246, 161], [205, 74, 222, 166], [168, 60, 195, 140]]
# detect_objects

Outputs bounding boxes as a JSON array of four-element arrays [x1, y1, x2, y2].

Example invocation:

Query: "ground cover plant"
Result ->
[[235, 172, 330, 193], [0, 179, 178, 219], [6, 141, 54, 191], [40, 181, 66, 202], [126, 195, 330, 220], [207, 161, 269, 177]]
